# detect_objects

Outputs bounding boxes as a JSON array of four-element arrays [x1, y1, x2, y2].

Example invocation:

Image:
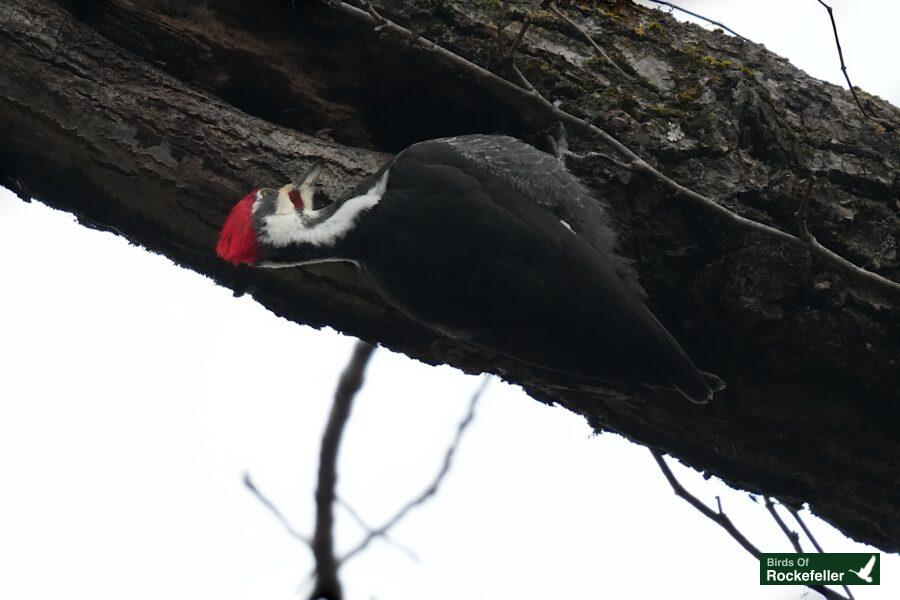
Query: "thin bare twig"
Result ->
[[244, 473, 312, 546], [548, 3, 632, 79], [815, 1, 891, 129], [764, 497, 803, 552], [506, 14, 532, 62], [338, 375, 490, 567], [494, 4, 532, 88], [789, 506, 824, 552], [310, 340, 377, 600], [643, 1, 746, 40], [650, 450, 850, 600], [329, 0, 900, 295], [796, 182, 814, 243], [650, 450, 760, 557], [335, 496, 421, 563], [494, 0, 511, 58], [787, 505, 856, 600], [562, 148, 634, 171]]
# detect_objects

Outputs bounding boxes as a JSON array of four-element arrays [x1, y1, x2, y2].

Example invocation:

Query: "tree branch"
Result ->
[[547, 0, 634, 81], [335, 495, 421, 563], [786, 505, 856, 600], [764, 496, 803, 552], [310, 340, 377, 600], [243, 473, 312, 547], [642, 0, 747, 40], [815, 0, 894, 130], [651, 451, 851, 600], [547, 3, 632, 80], [650, 449, 761, 557], [338, 375, 490, 566]]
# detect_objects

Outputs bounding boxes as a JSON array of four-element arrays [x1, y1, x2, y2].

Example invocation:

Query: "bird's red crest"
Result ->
[[216, 190, 259, 265]]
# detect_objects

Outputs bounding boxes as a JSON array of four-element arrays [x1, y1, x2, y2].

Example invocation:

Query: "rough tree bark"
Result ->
[[0, 0, 897, 551]]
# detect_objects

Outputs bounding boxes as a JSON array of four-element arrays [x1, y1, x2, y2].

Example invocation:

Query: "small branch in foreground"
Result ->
[[338, 375, 490, 567], [643, 1, 746, 40], [789, 505, 824, 552], [244, 473, 312, 546], [311, 340, 377, 600], [329, 0, 900, 295], [796, 180, 815, 243], [336, 496, 421, 563], [650, 450, 850, 600], [786, 504, 856, 600], [494, 7, 534, 87], [508, 15, 531, 59], [650, 450, 760, 558], [547, 3, 632, 80], [815, 0, 893, 130], [764, 496, 803, 552]]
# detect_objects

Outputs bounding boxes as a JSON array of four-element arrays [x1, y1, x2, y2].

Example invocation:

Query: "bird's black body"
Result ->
[[230, 135, 722, 402]]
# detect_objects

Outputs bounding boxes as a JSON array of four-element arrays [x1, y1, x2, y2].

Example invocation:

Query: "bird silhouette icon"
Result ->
[[847, 555, 876, 583]]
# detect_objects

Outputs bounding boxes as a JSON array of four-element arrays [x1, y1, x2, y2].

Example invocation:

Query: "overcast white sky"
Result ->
[[1, 2, 897, 599]]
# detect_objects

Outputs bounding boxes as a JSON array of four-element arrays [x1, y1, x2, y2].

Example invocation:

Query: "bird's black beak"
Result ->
[[292, 161, 325, 211]]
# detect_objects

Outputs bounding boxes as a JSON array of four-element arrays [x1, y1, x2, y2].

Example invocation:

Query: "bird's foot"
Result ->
[[546, 122, 570, 167]]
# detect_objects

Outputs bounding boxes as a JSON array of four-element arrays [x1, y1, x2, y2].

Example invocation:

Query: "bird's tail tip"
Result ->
[[701, 370, 727, 393], [673, 370, 726, 404]]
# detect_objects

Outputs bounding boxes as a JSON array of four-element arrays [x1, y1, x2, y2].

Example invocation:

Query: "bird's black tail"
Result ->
[[701, 370, 726, 392], [669, 365, 726, 404], [644, 312, 726, 404]]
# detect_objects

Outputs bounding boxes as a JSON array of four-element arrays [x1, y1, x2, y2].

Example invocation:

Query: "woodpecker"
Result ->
[[217, 135, 724, 403]]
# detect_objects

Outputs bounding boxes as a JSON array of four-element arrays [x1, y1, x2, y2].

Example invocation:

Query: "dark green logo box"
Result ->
[[760, 553, 880, 585]]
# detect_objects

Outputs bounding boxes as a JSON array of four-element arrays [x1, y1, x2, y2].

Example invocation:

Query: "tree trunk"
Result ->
[[1, 0, 897, 551]]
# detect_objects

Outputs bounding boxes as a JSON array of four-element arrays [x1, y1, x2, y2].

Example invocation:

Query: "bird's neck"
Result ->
[[257, 170, 389, 267]]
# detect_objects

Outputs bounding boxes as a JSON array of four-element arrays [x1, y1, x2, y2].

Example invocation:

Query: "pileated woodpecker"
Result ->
[[217, 135, 724, 403]]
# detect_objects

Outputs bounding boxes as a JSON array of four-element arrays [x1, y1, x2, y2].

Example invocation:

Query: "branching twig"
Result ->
[[796, 184, 814, 244], [310, 340, 377, 600], [329, 0, 900, 295], [815, 0, 892, 129], [242, 339, 486, 598], [650, 450, 850, 600], [338, 375, 490, 567], [504, 14, 532, 63], [244, 473, 312, 546], [650, 450, 760, 558], [336, 496, 421, 563], [787, 505, 856, 600], [547, 3, 632, 80], [643, 1, 746, 40]]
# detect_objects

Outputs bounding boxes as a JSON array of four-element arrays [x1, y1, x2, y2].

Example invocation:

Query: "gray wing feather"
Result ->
[[433, 134, 645, 298]]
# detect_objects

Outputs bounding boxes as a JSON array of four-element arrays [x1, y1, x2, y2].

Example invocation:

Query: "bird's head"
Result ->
[[216, 162, 325, 266]]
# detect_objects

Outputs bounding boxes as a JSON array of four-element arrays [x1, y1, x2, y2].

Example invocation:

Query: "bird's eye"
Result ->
[[288, 188, 304, 210]]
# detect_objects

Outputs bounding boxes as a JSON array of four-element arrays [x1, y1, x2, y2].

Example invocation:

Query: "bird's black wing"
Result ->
[[419, 134, 645, 298], [382, 136, 716, 402]]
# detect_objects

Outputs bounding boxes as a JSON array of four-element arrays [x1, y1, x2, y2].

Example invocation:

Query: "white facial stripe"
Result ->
[[275, 188, 294, 215], [260, 169, 389, 248]]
